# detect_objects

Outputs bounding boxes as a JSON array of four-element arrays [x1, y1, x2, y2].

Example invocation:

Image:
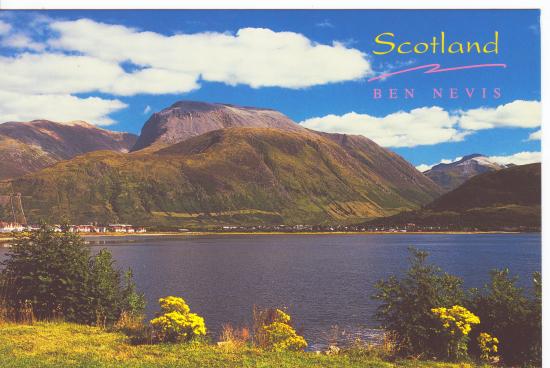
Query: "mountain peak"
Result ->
[[459, 153, 484, 161], [131, 100, 303, 151], [425, 153, 505, 191], [168, 100, 223, 112], [15, 119, 96, 129], [167, 100, 276, 113], [64, 120, 95, 128]]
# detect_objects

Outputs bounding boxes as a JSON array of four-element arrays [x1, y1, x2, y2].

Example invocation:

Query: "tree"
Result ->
[[89, 249, 125, 326], [1, 225, 144, 325], [1, 225, 91, 322], [373, 247, 464, 358]]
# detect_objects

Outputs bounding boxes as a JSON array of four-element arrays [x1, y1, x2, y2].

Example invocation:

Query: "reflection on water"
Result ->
[[0, 233, 541, 349]]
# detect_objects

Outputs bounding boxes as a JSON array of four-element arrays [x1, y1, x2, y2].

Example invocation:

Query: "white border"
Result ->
[[0, 0, 547, 364], [0, 0, 544, 10]]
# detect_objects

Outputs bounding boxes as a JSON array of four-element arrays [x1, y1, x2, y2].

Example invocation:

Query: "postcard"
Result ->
[[0, 6, 542, 367]]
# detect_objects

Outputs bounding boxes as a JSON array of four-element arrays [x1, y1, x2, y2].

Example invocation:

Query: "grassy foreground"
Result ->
[[0, 322, 487, 368]]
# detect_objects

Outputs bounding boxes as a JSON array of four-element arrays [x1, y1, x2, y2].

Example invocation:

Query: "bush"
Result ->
[[252, 306, 307, 351], [150, 296, 206, 343], [477, 332, 498, 362], [431, 305, 479, 360], [373, 247, 464, 358], [468, 269, 541, 365], [373, 248, 541, 365], [0, 225, 144, 325]]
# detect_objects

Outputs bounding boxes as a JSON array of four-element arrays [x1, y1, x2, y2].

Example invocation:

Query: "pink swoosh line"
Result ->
[[368, 63, 507, 82]]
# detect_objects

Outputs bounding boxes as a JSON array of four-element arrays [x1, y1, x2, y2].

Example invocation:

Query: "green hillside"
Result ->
[[368, 163, 541, 230], [3, 128, 441, 228]]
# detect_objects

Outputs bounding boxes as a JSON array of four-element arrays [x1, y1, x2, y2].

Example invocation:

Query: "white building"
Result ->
[[0, 222, 25, 233]]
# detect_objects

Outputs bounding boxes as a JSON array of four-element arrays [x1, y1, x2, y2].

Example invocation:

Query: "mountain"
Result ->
[[131, 101, 305, 151], [369, 163, 541, 231], [0, 120, 138, 180], [4, 127, 442, 228], [423, 154, 506, 191]]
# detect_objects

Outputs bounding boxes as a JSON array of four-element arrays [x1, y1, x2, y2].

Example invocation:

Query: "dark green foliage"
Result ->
[[89, 250, 145, 326], [373, 248, 464, 358], [1, 225, 144, 325], [468, 269, 541, 366], [369, 163, 541, 231], [120, 269, 146, 321], [374, 249, 542, 365], [1, 225, 91, 322]]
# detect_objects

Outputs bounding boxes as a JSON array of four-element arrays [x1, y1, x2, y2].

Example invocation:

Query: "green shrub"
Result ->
[[373, 247, 464, 359], [0, 225, 144, 325], [468, 269, 541, 366], [150, 296, 206, 343]]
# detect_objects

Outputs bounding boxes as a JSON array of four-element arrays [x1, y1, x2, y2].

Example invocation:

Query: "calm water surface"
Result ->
[[0, 233, 540, 349]]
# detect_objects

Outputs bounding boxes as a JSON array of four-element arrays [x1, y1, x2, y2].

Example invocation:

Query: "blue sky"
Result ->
[[0, 10, 541, 168]]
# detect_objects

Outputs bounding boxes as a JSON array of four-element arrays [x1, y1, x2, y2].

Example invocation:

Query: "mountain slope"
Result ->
[[0, 135, 59, 180], [423, 154, 506, 191], [370, 163, 541, 230], [426, 163, 540, 212], [131, 101, 305, 151], [5, 127, 442, 227], [0, 120, 138, 180]]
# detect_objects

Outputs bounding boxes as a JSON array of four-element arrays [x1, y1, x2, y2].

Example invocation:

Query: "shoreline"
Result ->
[[82, 230, 525, 236], [0, 230, 534, 245]]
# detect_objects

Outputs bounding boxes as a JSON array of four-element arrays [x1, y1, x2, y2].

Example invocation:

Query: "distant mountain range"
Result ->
[[423, 154, 508, 191], [370, 163, 541, 231], [0, 120, 137, 180], [0, 101, 442, 227], [0, 100, 540, 229]]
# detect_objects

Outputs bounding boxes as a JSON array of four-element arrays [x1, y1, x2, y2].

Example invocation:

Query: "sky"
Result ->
[[0, 10, 541, 169]]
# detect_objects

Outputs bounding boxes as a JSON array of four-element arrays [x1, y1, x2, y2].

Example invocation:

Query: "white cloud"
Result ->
[[528, 129, 541, 141], [48, 19, 372, 89], [143, 105, 151, 114], [0, 18, 372, 125], [417, 152, 541, 172], [488, 151, 541, 166], [2, 33, 45, 51], [0, 20, 11, 34], [301, 100, 541, 148], [415, 157, 460, 172], [0, 91, 126, 126], [415, 164, 432, 172], [300, 107, 468, 148], [458, 100, 541, 130], [0, 53, 198, 96]]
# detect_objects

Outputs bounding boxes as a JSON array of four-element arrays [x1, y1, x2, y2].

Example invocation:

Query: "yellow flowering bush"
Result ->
[[261, 309, 307, 351], [431, 305, 480, 360], [478, 332, 499, 361], [150, 296, 206, 342], [431, 305, 480, 336]]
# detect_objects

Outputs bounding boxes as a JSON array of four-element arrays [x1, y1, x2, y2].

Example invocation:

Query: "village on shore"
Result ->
[[0, 221, 146, 234]]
